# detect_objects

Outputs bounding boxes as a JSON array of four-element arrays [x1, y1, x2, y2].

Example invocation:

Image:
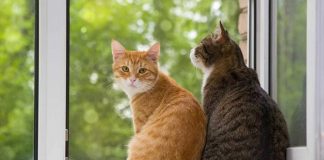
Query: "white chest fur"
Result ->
[[202, 67, 213, 93]]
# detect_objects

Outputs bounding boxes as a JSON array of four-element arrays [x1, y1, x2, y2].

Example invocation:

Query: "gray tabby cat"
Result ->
[[190, 22, 289, 160]]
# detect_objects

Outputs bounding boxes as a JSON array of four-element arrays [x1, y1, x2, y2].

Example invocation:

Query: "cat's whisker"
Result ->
[[104, 80, 114, 88]]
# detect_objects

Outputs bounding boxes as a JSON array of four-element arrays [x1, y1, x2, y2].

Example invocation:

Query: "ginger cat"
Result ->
[[111, 40, 206, 160]]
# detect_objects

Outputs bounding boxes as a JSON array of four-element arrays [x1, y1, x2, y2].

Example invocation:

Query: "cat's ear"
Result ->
[[147, 42, 160, 62], [111, 40, 126, 60], [215, 21, 229, 43], [219, 21, 228, 37]]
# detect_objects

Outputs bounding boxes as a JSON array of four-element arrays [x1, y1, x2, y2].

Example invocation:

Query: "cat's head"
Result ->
[[190, 21, 245, 73], [112, 40, 160, 98]]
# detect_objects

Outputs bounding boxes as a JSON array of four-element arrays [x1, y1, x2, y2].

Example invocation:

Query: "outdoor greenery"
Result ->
[[0, 0, 35, 159], [69, 0, 240, 159], [277, 0, 307, 146], [0, 0, 307, 159]]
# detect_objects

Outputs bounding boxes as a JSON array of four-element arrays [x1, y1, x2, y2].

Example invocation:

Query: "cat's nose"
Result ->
[[130, 78, 137, 83]]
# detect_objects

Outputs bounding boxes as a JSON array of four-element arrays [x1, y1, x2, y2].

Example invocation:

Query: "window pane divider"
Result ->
[[306, 0, 324, 159], [38, 0, 67, 159], [255, 0, 270, 93]]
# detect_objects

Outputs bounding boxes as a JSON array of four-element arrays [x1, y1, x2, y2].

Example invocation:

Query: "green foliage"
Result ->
[[1, 0, 309, 158], [69, 0, 240, 159], [276, 0, 307, 146], [1, 0, 261, 159], [0, 0, 35, 159], [0, 0, 308, 158]]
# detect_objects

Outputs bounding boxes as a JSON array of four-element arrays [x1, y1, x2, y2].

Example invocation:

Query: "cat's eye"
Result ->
[[201, 43, 209, 55], [121, 66, 129, 72], [138, 68, 146, 74]]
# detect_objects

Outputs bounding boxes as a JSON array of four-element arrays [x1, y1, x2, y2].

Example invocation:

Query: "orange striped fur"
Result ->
[[112, 40, 206, 160]]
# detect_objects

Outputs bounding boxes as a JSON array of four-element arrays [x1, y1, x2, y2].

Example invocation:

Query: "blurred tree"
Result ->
[[0, 0, 35, 159], [277, 0, 307, 146], [69, 0, 240, 159], [4, 0, 311, 159]]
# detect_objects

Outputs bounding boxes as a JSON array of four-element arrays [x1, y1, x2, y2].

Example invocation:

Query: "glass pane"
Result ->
[[276, 0, 307, 146], [69, 0, 248, 159], [0, 0, 36, 159]]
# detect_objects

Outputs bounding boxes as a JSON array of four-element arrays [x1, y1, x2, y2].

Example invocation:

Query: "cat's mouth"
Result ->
[[190, 48, 198, 65], [190, 48, 203, 69], [129, 83, 137, 88]]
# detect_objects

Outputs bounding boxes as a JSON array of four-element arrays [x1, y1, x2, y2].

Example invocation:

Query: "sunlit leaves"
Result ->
[[0, 0, 35, 159], [69, 0, 241, 160]]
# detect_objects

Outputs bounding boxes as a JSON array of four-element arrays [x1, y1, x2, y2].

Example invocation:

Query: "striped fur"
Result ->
[[112, 40, 206, 160], [190, 22, 289, 160]]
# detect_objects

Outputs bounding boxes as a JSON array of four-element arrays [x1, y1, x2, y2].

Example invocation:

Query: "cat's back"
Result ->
[[203, 68, 289, 160], [151, 72, 206, 137], [130, 72, 206, 160]]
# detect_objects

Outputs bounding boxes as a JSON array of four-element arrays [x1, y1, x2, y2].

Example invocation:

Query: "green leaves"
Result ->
[[70, 0, 241, 159], [0, 0, 35, 159], [0, 0, 241, 159]]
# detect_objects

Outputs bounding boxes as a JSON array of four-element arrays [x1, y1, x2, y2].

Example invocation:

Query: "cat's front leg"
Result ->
[[132, 114, 146, 134], [127, 136, 137, 160]]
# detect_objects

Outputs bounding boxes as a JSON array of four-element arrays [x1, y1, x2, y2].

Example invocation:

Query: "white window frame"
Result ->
[[37, 0, 67, 159], [251, 0, 324, 160], [34, 0, 323, 159], [306, 0, 323, 159], [254, 0, 270, 93]]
